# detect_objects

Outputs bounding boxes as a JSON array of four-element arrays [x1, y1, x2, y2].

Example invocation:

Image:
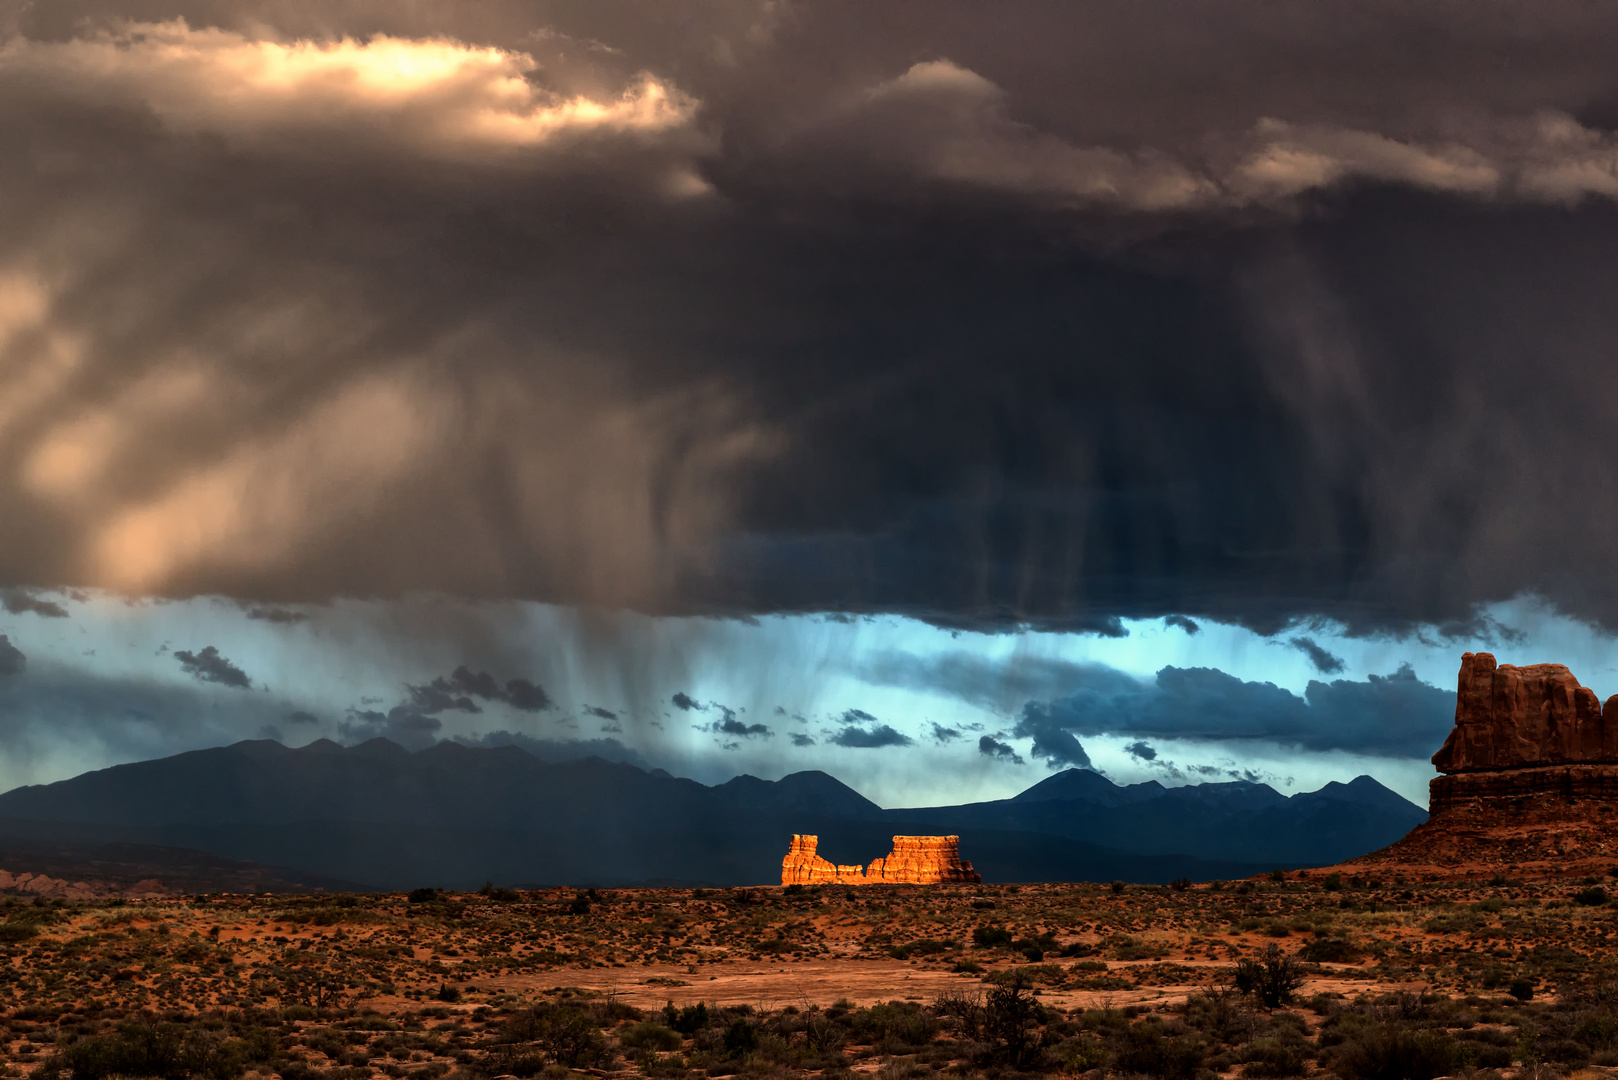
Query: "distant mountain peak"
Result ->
[[295, 738, 346, 755], [350, 738, 410, 758]]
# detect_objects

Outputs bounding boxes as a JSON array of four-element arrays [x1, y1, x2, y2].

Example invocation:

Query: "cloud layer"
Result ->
[[1014, 664, 1453, 767], [2, 2, 1618, 638]]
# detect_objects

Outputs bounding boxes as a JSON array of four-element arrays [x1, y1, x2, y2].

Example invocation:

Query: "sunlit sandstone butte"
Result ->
[[780, 834, 982, 885]]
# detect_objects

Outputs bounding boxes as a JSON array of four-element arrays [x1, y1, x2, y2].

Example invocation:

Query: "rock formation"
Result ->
[[781, 834, 981, 886], [1432, 652, 1618, 772], [0, 869, 166, 900], [1345, 652, 1618, 876]]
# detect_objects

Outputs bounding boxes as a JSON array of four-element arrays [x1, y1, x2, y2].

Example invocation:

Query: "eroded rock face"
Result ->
[[1432, 652, 1618, 772], [780, 834, 981, 886], [1346, 653, 1618, 878]]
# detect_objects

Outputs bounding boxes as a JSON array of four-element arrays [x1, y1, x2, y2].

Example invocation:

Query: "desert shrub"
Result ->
[[1454, 1031, 1512, 1070], [1051, 1033, 1110, 1073], [1510, 978, 1536, 1001], [972, 925, 1014, 949], [1573, 1012, 1618, 1050], [620, 1022, 682, 1052], [986, 964, 1065, 987], [0, 920, 38, 942], [847, 1002, 936, 1049], [800, 1010, 847, 1054], [503, 1005, 606, 1068], [1185, 989, 1258, 1045], [1301, 938, 1362, 963], [492, 1049, 550, 1077], [42, 1022, 247, 1080], [1235, 944, 1305, 1009], [1170, 877, 1193, 891], [1238, 1035, 1310, 1078], [931, 989, 984, 1040], [407, 888, 441, 904], [889, 938, 955, 960], [983, 978, 1044, 1068], [1329, 1021, 1454, 1080], [1110, 935, 1171, 961], [721, 1017, 759, 1056], [1575, 887, 1609, 906], [1111, 1019, 1204, 1080], [662, 1002, 710, 1035]]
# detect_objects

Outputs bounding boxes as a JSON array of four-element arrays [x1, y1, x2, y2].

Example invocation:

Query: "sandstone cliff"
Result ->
[[1432, 651, 1618, 771], [781, 834, 981, 886], [1343, 652, 1618, 877]]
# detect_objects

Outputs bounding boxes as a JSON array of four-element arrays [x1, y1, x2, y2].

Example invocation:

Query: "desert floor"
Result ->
[[2, 872, 1616, 1080]]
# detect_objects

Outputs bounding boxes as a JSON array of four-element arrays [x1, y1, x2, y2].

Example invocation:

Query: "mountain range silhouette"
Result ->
[[0, 739, 1426, 890]]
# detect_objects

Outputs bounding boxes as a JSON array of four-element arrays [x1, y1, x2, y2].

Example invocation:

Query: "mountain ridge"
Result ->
[[0, 741, 1425, 889]]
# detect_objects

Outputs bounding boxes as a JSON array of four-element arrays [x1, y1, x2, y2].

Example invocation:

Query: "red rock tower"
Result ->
[[1347, 652, 1618, 875], [780, 834, 981, 885]]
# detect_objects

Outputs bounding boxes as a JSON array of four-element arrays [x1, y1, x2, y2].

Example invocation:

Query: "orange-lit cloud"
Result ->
[[0, 22, 701, 161]]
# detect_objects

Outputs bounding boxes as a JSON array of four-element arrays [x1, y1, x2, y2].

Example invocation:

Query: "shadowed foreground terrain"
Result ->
[[3, 876, 1618, 1080]]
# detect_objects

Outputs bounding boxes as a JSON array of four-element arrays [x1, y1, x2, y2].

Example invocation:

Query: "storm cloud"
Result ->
[[832, 724, 914, 749], [172, 645, 252, 689], [978, 735, 1026, 765], [0, 2, 1616, 643], [1, 589, 68, 618], [1013, 663, 1453, 764], [0, 635, 24, 676], [407, 667, 553, 715], [1289, 637, 1347, 675]]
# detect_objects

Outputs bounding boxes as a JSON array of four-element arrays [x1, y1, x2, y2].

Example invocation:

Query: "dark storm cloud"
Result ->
[[0, 635, 24, 676], [172, 645, 252, 689], [1014, 662, 1452, 760], [339, 706, 442, 751], [1289, 636, 1347, 675], [408, 667, 553, 715], [1, 590, 68, 619], [929, 722, 962, 743], [1164, 616, 1201, 635], [714, 715, 771, 738], [584, 705, 619, 721], [790, 733, 815, 747], [978, 735, 1025, 765], [860, 650, 1143, 715], [5, 3, 1618, 636], [1124, 740, 1157, 761], [839, 709, 880, 725], [832, 724, 913, 749], [245, 606, 308, 625], [671, 693, 702, 711]]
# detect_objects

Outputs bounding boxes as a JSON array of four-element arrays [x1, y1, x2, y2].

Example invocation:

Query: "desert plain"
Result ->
[[1, 872, 1616, 1080]]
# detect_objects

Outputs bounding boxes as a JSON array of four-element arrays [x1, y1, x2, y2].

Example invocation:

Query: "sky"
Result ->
[[3, 1, 1618, 808]]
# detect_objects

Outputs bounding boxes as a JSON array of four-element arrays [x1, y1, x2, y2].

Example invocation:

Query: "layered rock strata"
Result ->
[[1349, 652, 1618, 875], [781, 834, 981, 885], [1433, 652, 1618, 772]]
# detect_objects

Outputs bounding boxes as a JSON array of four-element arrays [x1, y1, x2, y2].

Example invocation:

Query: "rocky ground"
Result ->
[[0, 874, 1616, 1080]]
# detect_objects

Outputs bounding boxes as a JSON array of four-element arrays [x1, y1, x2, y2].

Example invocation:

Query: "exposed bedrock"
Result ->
[[1433, 651, 1618, 771], [1350, 653, 1618, 875], [780, 834, 981, 886]]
